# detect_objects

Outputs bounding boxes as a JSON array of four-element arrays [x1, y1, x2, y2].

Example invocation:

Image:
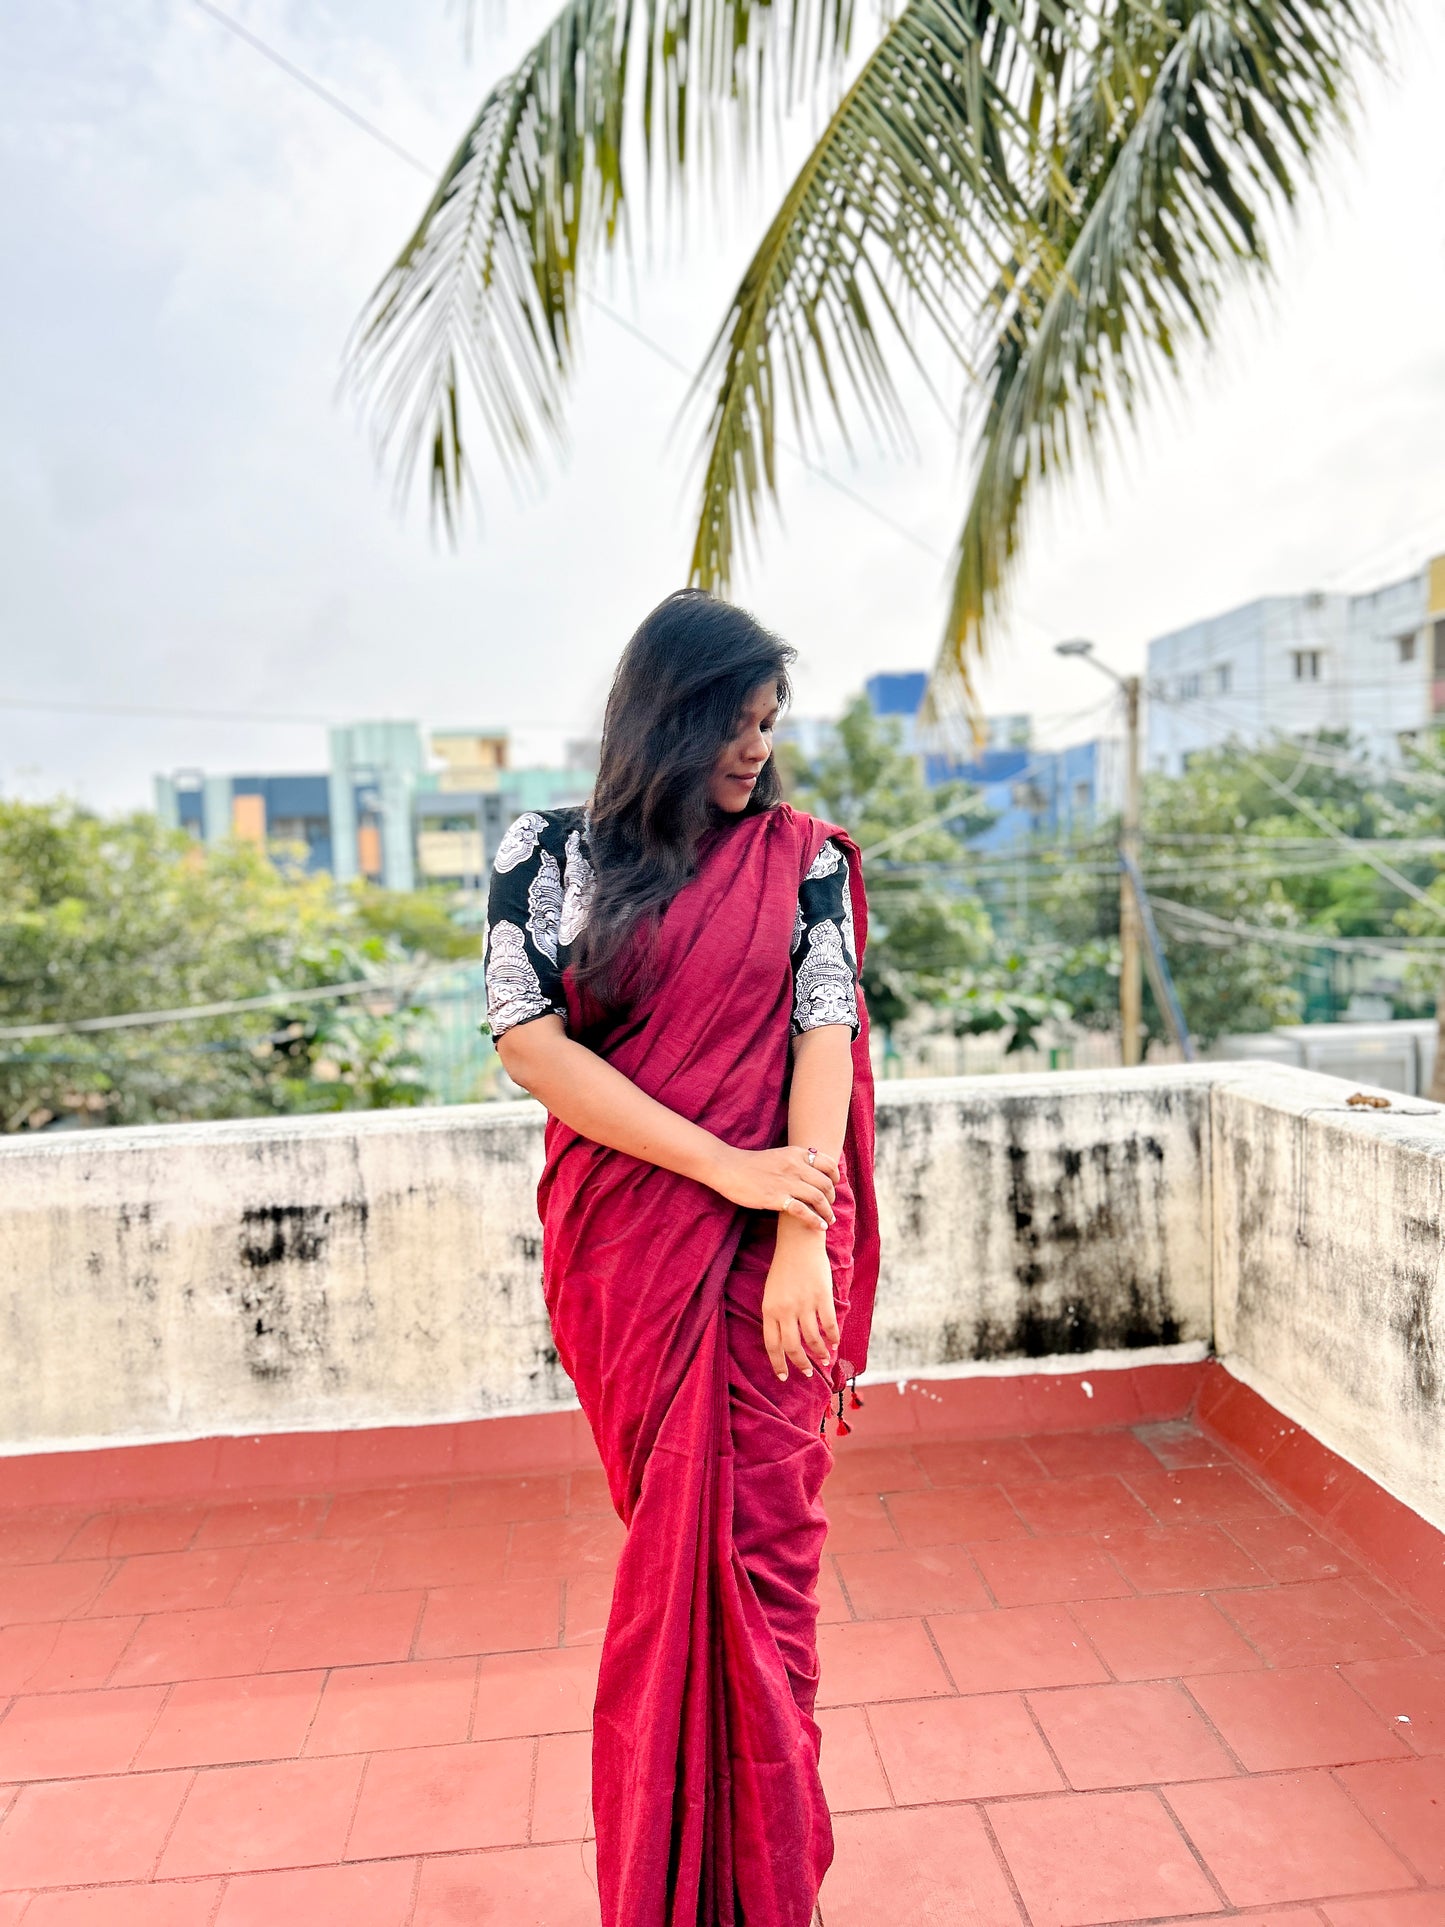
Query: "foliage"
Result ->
[[786, 713, 1445, 1055], [786, 697, 1047, 1042], [351, 883, 484, 962], [0, 802, 473, 1133], [348, 0, 1383, 699], [780, 695, 983, 861], [1028, 730, 1445, 1049]]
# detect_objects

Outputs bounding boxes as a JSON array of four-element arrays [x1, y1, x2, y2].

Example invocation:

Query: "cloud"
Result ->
[[1, 0, 1441, 809]]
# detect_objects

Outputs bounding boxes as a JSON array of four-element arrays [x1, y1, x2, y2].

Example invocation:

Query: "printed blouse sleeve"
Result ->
[[790, 837, 860, 1036], [484, 813, 568, 1037]]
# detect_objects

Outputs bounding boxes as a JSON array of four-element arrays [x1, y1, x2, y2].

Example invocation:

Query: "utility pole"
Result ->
[[1119, 674, 1143, 1066], [1054, 642, 1147, 1065]]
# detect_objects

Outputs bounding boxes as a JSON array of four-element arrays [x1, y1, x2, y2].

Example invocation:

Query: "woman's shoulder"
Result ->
[[763, 799, 822, 841], [493, 804, 589, 873], [767, 801, 852, 866]]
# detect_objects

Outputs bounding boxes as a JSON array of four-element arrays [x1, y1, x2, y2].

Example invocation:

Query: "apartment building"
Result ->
[[154, 724, 594, 891], [1146, 553, 1445, 775]]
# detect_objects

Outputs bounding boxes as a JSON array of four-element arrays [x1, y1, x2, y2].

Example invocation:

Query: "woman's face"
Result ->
[[707, 680, 780, 813]]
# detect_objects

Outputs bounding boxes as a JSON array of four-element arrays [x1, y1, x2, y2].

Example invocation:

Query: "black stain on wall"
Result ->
[[1391, 1211, 1442, 1408], [926, 1098, 1190, 1363], [238, 1203, 348, 1269], [228, 1199, 369, 1381]]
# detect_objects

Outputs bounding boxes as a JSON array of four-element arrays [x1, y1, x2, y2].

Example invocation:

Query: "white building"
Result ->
[[1145, 554, 1445, 775]]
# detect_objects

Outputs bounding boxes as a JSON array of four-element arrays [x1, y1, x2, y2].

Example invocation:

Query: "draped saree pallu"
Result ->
[[536, 803, 880, 1927]]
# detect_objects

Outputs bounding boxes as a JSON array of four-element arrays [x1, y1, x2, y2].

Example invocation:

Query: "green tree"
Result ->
[[352, 883, 485, 962], [348, 0, 1382, 699], [1068, 730, 1445, 1048], [0, 802, 475, 1133], [784, 698, 1076, 1049]]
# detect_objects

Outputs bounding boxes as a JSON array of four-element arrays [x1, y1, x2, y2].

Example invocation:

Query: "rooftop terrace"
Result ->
[[0, 1364, 1442, 1924], [0, 1067, 1442, 1923]]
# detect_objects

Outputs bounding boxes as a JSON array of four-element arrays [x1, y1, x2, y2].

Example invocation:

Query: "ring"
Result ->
[[806, 1146, 818, 1166]]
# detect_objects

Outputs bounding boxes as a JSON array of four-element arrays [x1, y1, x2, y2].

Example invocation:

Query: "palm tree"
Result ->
[[346, 0, 1382, 708]]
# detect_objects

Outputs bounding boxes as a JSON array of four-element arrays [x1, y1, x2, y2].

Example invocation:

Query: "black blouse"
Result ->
[[483, 808, 859, 1040]]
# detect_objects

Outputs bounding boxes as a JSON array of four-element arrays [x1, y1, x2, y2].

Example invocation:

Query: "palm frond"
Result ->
[[347, 0, 855, 525], [346, 0, 631, 527], [686, 0, 1077, 592], [928, 0, 1381, 714]]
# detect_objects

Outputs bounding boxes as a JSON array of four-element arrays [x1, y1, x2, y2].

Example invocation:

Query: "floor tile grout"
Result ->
[[2, 1418, 1442, 1921], [1152, 1782, 1234, 1913]]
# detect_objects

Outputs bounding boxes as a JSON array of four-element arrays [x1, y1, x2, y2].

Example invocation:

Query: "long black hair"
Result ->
[[575, 589, 795, 1000]]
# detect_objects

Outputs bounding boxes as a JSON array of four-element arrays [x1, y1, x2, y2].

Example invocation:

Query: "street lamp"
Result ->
[[1054, 640, 1144, 1067]]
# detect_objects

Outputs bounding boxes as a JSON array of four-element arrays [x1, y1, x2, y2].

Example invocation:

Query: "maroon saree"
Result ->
[[537, 802, 879, 1927]]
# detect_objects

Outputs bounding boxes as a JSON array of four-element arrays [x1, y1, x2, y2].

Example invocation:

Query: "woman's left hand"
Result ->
[[761, 1225, 840, 1381]]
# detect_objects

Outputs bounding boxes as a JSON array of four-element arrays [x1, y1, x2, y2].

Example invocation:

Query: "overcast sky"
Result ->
[[2, 0, 1443, 811]]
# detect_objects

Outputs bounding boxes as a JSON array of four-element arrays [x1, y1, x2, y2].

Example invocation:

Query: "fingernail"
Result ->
[[776, 1370, 788, 1380], [803, 1368, 813, 1378]]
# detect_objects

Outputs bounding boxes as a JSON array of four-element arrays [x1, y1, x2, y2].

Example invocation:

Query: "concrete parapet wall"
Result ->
[[0, 1104, 558, 1449], [869, 1069, 1214, 1372], [0, 1071, 1214, 1456], [1, 1064, 1442, 1536], [1210, 1067, 1445, 1531]]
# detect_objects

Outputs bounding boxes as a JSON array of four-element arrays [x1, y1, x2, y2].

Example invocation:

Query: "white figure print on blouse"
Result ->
[[493, 811, 549, 874], [559, 829, 596, 948], [526, 849, 564, 964], [484, 810, 857, 1040], [484, 921, 551, 1034]]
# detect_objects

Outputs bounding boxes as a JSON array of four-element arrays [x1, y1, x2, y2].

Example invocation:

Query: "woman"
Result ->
[[484, 589, 879, 1927]]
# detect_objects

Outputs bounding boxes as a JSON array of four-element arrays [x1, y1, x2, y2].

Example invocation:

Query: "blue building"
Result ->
[[155, 771, 334, 873], [863, 674, 1114, 849], [327, 721, 431, 892], [864, 672, 930, 753], [154, 723, 596, 891]]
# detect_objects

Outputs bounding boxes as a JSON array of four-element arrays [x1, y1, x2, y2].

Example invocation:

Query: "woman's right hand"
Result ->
[[707, 1144, 841, 1229]]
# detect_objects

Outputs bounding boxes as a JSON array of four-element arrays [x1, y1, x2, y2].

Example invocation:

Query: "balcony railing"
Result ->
[[0, 1064, 1440, 1551]]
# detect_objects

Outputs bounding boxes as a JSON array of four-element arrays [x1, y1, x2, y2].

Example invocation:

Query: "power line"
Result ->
[[1151, 691, 1445, 924], [1151, 897, 1445, 957], [188, 0, 954, 576], [1157, 674, 1442, 701], [0, 692, 575, 733], [860, 697, 1119, 861], [0, 693, 334, 728], [192, 0, 437, 174], [0, 966, 451, 1042]]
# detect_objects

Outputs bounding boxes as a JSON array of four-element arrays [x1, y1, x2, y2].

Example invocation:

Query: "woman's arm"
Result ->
[[497, 1016, 840, 1227], [761, 1023, 855, 1381]]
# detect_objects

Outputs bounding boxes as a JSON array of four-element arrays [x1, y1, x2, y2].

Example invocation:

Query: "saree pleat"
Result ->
[[537, 805, 879, 1927]]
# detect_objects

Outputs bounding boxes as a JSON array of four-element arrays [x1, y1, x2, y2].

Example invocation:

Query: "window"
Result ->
[[1177, 673, 1200, 700], [1398, 632, 1419, 664], [1212, 662, 1232, 694], [1291, 650, 1323, 682], [1072, 781, 1091, 810]]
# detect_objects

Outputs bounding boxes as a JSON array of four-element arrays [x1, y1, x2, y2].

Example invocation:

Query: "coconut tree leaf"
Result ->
[[349, 0, 1385, 698], [346, 0, 856, 523], [928, 0, 1380, 714], [684, 0, 1082, 594]]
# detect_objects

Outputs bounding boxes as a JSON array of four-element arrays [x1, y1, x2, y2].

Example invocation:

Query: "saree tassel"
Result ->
[[834, 1388, 852, 1438], [847, 1375, 864, 1411]]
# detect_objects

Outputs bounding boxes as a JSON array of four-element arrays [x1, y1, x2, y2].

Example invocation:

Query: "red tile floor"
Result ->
[[1, 1408, 1443, 1925]]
